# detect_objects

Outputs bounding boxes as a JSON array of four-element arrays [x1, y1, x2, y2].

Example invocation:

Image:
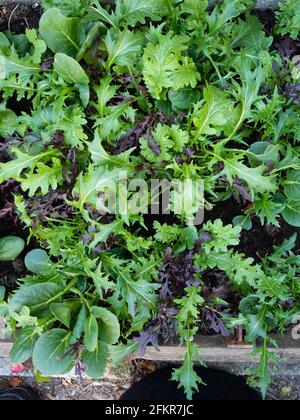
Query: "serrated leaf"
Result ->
[[115, 0, 167, 26], [0, 149, 54, 184], [20, 158, 63, 197], [104, 29, 143, 70], [192, 85, 236, 140], [142, 32, 190, 99], [172, 343, 205, 400]]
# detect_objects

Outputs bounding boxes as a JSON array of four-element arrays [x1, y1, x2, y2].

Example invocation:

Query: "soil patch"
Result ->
[[0, 1, 42, 33]]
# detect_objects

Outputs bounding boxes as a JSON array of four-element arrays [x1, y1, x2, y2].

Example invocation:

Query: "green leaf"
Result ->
[[54, 53, 89, 84], [39, 8, 85, 56], [221, 157, 276, 198], [89, 131, 134, 167], [71, 165, 120, 212], [174, 287, 204, 323], [81, 341, 108, 378], [172, 343, 205, 400], [192, 85, 236, 140], [0, 236, 25, 261], [169, 88, 200, 112], [115, 0, 167, 26], [104, 29, 143, 70], [24, 249, 49, 274], [0, 108, 17, 137], [115, 269, 159, 316], [0, 148, 54, 184], [10, 326, 38, 364], [245, 313, 267, 342], [50, 303, 72, 328], [0, 29, 45, 78], [284, 169, 300, 200], [142, 32, 191, 99], [109, 341, 138, 367], [0, 286, 5, 301], [91, 306, 120, 345], [20, 158, 63, 197], [70, 305, 87, 344], [282, 199, 300, 227], [32, 329, 75, 375], [84, 314, 99, 352], [171, 57, 200, 90], [9, 283, 64, 314]]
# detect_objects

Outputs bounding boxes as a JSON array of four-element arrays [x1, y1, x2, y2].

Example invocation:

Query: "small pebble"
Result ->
[[281, 386, 292, 397]]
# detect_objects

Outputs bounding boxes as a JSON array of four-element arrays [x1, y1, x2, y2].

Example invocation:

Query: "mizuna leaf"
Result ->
[[220, 157, 276, 198], [192, 85, 236, 140], [115, 268, 160, 316], [104, 29, 144, 70], [0, 148, 56, 184], [89, 131, 134, 167], [71, 166, 121, 212], [115, 0, 167, 26], [142, 32, 190, 99], [20, 158, 63, 197], [171, 57, 200, 90], [172, 343, 205, 400], [245, 313, 267, 342]]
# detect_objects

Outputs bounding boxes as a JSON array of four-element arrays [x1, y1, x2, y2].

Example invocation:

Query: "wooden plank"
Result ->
[[1, 334, 300, 361]]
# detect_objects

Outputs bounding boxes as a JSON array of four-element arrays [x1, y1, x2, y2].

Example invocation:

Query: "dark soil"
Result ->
[[0, 1, 42, 33], [206, 197, 300, 261], [0, 186, 36, 291]]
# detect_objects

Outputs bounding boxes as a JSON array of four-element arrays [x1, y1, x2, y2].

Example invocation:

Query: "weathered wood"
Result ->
[[1, 334, 299, 361]]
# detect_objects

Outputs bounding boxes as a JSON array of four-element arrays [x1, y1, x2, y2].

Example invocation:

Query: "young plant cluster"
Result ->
[[0, 0, 299, 399]]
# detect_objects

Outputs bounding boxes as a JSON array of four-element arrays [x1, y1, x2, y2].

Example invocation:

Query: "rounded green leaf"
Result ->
[[32, 329, 75, 376], [0, 236, 25, 261], [84, 314, 99, 352], [284, 170, 300, 200], [0, 109, 17, 137], [50, 303, 72, 328], [81, 341, 108, 378], [39, 8, 84, 56], [282, 199, 300, 227], [9, 283, 63, 314], [91, 307, 120, 345], [54, 53, 89, 85], [25, 249, 49, 274], [10, 326, 38, 364]]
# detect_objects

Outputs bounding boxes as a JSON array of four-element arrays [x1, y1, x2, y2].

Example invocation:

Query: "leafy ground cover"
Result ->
[[0, 0, 300, 399]]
